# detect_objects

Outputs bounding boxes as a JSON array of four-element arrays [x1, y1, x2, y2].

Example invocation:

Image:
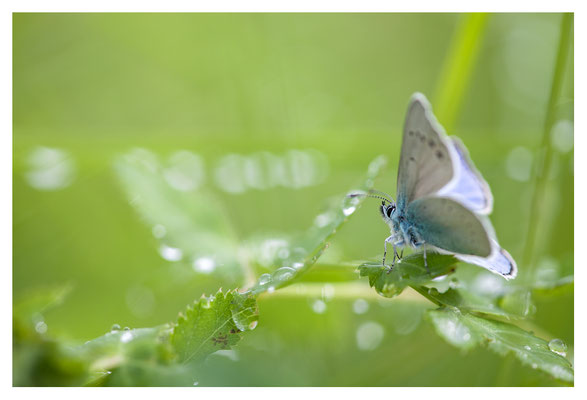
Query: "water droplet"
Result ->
[[505, 146, 533, 182], [193, 381, 199, 386], [159, 245, 183, 262], [277, 248, 290, 259], [214, 154, 248, 194], [152, 224, 167, 239], [120, 331, 133, 343], [110, 324, 121, 333], [353, 299, 369, 314], [471, 273, 505, 298], [35, 321, 48, 334], [192, 257, 216, 274], [312, 299, 327, 314], [258, 239, 290, 267], [548, 338, 568, 357], [249, 320, 258, 330], [267, 286, 275, 294], [123, 327, 131, 331], [531, 363, 538, 369], [314, 212, 333, 228], [435, 313, 473, 346], [322, 284, 335, 301], [258, 273, 272, 285], [524, 345, 531, 351], [214, 349, 240, 361], [342, 206, 356, 216], [25, 147, 76, 190], [356, 321, 385, 351], [273, 267, 296, 282], [550, 119, 574, 153], [292, 262, 304, 269], [163, 151, 205, 192]]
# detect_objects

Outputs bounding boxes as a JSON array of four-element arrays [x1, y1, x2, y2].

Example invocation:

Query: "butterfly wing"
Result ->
[[406, 197, 491, 257], [455, 240, 517, 279], [436, 137, 494, 215], [397, 93, 455, 206]]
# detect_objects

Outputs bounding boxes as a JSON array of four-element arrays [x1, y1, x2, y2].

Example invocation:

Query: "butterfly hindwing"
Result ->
[[436, 137, 494, 215], [406, 197, 492, 257]]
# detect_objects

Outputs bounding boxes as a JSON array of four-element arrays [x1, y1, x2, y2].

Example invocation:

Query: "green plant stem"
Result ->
[[434, 13, 489, 131], [522, 13, 573, 278], [409, 285, 444, 307]]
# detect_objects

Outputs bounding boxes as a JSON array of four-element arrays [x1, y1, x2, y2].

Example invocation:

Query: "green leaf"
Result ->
[[427, 307, 574, 383], [533, 275, 574, 297], [359, 253, 458, 298], [79, 325, 193, 386], [247, 155, 387, 295], [14, 284, 73, 322], [415, 286, 516, 319], [114, 149, 244, 283], [170, 289, 258, 364]]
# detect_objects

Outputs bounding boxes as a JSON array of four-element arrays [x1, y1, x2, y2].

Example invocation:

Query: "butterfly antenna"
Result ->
[[368, 189, 395, 203], [347, 189, 395, 204]]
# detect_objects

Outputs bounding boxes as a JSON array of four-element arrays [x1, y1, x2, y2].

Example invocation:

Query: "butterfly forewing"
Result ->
[[397, 93, 454, 206]]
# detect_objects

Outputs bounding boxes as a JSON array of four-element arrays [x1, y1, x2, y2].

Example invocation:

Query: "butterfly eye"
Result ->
[[386, 206, 394, 218]]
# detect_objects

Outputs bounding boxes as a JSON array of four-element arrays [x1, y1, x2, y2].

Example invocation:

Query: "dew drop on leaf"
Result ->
[[352, 299, 369, 314], [342, 206, 356, 216], [548, 338, 568, 357], [120, 331, 133, 343], [35, 321, 48, 334], [273, 267, 296, 282], [110, 324, 121, 333], [312, 299, 327, 314], [356, 321, 385, 351], [258, 273, 271, 285]]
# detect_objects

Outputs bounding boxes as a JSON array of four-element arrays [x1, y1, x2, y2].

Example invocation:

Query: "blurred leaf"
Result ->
[[13, 313, 88, 386], [532, 275, 574, 297], [114, 149, 245, 283], [498, 289, 536, 318], [13, 336, 89, 387], [80, 325, 193, 386], [359, 253, 458, 298], [247, 156, 387, 295], [170, 289, 258, 364], [427, 307, 574, 383], [13, 284, 73, 321]]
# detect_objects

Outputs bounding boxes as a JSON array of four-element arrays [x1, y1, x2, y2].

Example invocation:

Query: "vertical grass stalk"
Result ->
[[522, 13, 573, 277], [434, 13, 489, 132]]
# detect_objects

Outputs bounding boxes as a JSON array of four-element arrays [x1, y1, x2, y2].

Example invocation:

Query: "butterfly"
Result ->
[[352, 93, 517, 279]]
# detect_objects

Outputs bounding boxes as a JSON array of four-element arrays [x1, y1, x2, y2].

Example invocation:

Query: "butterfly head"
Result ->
[[380, 200, 396, 224], [347, 189, 396, 224]]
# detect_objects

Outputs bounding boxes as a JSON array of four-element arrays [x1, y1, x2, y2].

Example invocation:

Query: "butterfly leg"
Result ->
[[383, 235, 398, 272], [423, 245, 430, 274], [382, 235, 392, 269]]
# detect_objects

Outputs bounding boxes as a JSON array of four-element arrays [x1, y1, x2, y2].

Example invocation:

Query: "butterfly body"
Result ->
[[362, 93, 517, 279]]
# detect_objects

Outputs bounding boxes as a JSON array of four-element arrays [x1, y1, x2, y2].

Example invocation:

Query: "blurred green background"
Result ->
[[13, 13, 573, 386]]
